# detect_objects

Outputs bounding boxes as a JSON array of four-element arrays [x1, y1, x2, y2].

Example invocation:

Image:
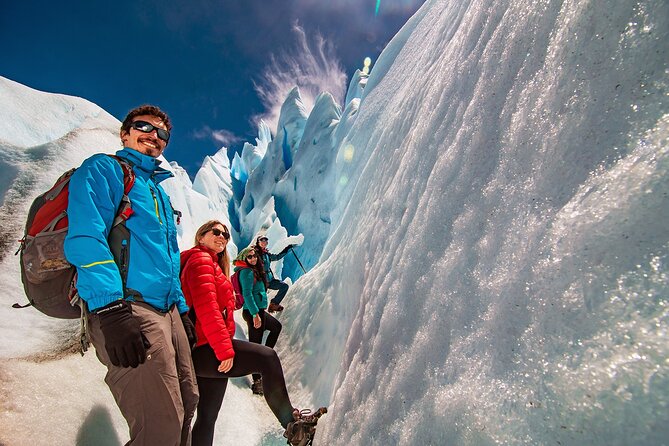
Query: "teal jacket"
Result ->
[[258, 246, 291, 282], [64, 148, 188, 314], [234, 262, 267, 316]]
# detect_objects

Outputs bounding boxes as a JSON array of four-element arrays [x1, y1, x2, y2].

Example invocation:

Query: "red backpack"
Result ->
[[15, 155, 136, 322], [230, 270, 244, 310]]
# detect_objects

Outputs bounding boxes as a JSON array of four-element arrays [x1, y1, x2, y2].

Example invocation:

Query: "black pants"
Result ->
[[242, 308, 282, 381], [190, 340, 295, 446], [269, 279, 289, 304]]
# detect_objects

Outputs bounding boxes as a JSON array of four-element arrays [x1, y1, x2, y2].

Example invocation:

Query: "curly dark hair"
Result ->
[[120, 104, 172, 135]]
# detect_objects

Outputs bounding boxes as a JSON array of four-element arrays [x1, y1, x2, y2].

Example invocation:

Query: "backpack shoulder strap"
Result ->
[[107, 154, 136, 193], [237, 266, 257, 284], [106, 155, 136, 227], [104, 155, 138, 299]]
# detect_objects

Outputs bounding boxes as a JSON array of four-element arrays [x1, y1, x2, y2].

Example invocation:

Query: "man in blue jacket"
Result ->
[[65, 105, 198, 446]]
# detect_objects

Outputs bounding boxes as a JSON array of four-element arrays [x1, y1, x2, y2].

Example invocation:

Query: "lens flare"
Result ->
[[375, 0, 381, 16], [343, 144, 355, 162], [363, 57, 372, 75]]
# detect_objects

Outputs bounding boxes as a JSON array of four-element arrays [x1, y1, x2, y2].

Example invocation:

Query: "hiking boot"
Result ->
[[268, 302, 284, 313], [252, 378, 263, 395], [283, 407, 327, 446]]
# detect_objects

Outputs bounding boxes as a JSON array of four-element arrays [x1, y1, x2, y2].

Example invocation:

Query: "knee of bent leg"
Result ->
[[267, 348, 282, 369]]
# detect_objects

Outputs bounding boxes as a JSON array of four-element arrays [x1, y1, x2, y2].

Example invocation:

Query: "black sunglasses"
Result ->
[[210, 228, 230, 239], [246, 254, 257, 259], [258, 237, 269, 242], [130, 120, 170, 142]]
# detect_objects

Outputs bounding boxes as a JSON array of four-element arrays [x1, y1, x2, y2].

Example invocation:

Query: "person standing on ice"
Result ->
[[234, 246, 283, 395], [254, 234, 295, 312], [64, 105, 199, 446], [180, 220, 325, 446]]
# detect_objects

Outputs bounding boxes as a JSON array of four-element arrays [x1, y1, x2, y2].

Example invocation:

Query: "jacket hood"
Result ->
[[233, 260, 250, 272]]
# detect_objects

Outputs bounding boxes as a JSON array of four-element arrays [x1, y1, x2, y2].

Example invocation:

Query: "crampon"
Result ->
[[284, 407, 327, 446]]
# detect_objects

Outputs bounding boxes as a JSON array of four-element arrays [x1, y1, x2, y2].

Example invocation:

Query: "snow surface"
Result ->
[[2, 0, 669, 444]]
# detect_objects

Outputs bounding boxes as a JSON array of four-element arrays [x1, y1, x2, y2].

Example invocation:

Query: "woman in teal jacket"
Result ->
[[234, 247, 282, 395]]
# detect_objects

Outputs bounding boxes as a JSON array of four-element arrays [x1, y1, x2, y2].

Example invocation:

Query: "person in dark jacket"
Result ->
[[181, 220, 322, 445], [234, 246, 283, 395], [64, 105, 198, 446], [254, 235, 294, 312]]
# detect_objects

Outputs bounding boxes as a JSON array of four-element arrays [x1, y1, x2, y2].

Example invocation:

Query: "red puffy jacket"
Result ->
[[180, 245, 236, 361]]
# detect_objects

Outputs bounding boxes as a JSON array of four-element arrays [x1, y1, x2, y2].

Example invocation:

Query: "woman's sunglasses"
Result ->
[[246, 254, 257, 260], [130, 120, 170, 142], [210, 228, 230, 239]]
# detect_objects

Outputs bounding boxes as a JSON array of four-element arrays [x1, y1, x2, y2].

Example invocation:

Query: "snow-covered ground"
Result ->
[[0, 327, 287, 445], [1, 0, 668, 444]]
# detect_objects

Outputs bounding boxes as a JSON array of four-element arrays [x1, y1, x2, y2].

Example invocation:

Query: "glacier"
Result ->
[[1, 0, 668, 444]]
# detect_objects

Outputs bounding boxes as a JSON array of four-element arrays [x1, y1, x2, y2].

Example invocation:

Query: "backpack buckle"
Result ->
[[120, 207, 134, 220]]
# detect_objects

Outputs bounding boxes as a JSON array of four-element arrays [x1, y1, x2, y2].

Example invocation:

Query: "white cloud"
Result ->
[[192, 126, 242, 147], [252, 23, 348, 134], [211, 129, 243, 146]]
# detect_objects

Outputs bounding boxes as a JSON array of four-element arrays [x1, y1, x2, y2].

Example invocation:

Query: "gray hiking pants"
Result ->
[[88, 302, 199, 446]]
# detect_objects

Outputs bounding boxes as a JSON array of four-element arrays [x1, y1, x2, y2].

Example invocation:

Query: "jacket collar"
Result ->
[[116, 148, 173, 183], [233, 260, 250, 270]]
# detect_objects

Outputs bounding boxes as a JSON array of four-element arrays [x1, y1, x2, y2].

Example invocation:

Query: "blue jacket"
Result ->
[[64, 148, 188, 314]]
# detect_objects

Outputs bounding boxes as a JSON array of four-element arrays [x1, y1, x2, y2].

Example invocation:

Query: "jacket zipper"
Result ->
[[149, 178, 172, 311], [149, 185, 163, 225]]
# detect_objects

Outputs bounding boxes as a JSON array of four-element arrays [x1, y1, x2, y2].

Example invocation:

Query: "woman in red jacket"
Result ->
[[181, 220, 323, 445]]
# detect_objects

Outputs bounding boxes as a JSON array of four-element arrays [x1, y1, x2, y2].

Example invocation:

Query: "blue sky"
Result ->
[[0, 0, 425, 176]]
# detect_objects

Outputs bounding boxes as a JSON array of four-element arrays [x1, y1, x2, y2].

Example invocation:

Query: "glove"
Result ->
[[96, 300, 147, 368], [181, 312, 197, 349]]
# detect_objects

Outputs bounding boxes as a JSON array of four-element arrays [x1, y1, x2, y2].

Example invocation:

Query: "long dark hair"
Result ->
[[245, 248, 268, 288]]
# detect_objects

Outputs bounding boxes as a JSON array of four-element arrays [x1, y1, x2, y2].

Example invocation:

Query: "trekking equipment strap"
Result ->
[[65, 271, 88, 353], [44, 168, 76, 201], [112, 195, 134, 227], [44, 211, 68, 232], [76, 296, 90, 355], [106, 155, 136, 299]]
